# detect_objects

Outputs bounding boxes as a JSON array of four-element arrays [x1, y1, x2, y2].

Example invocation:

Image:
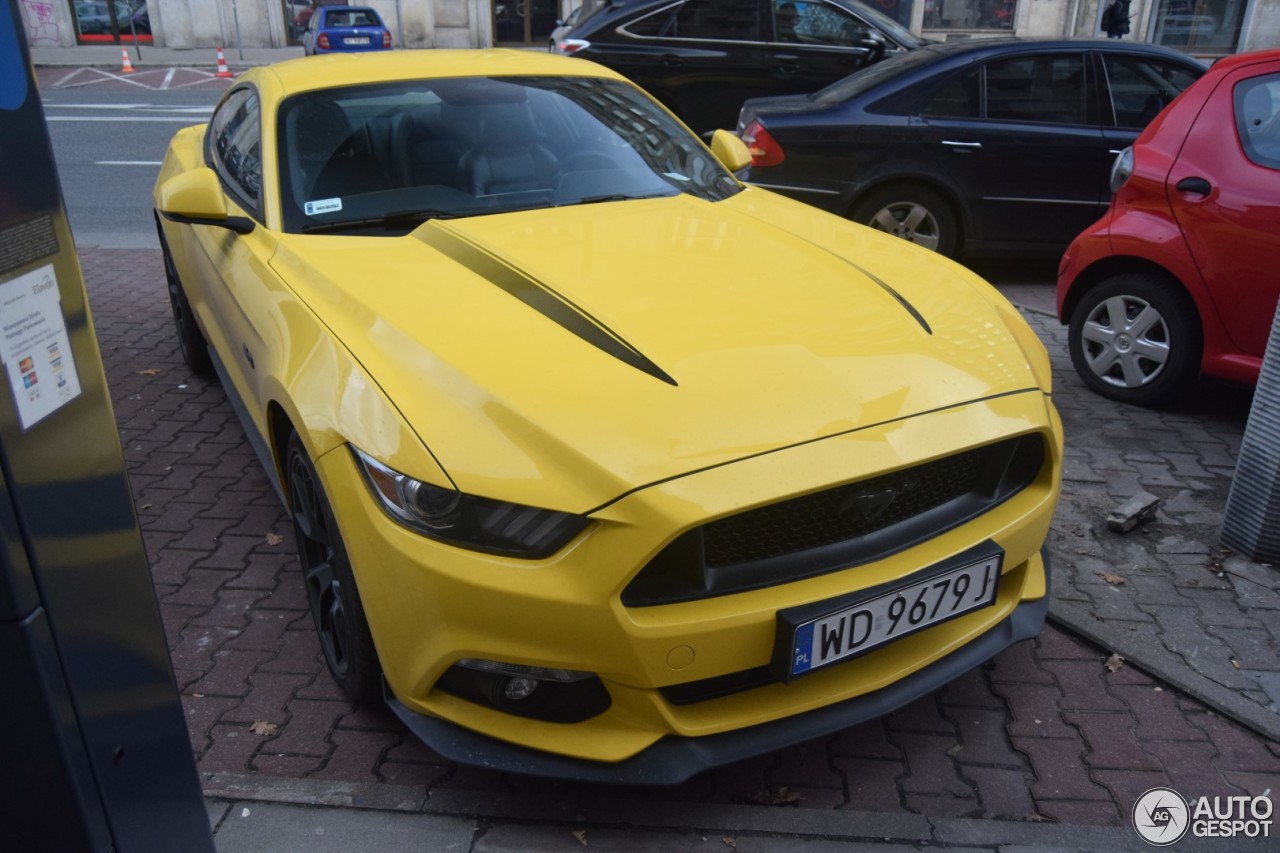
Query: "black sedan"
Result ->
[[558, 0, 924, 136], [738, 39, 1205, 258]]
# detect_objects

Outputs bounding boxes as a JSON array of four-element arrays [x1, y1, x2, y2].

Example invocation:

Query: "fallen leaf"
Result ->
[[265, 532, 284, 546], [722, 838, 737, 849], [249, 721, 278, 737], [737, 786, 804, 806], [946, 743, 964, 758], [1096, 571, 1127, 585], [1025, 812, 1048, 822], [1231, 658, 1241, 669], [572, 829, 588, 846], [137, 369, 161, 376], [191, 693, 205, 698], [1105, 653, 1126, 673]]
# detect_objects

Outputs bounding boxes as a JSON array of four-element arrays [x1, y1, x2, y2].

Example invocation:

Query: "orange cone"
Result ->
[[120, 49, 135, 73], [214, 47, 233, 79]]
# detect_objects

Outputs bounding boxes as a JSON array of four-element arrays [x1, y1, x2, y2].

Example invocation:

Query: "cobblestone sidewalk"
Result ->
[[82, 248, 1279, 839]]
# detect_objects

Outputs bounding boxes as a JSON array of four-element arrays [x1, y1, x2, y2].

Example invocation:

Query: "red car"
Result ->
[[1057, 49, 1280, 406]]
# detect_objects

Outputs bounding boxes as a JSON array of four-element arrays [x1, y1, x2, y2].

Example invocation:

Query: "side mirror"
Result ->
[[156, 167, 255, 235], [709, 129, 752, 173]]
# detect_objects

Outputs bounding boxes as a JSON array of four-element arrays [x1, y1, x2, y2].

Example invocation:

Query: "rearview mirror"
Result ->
[[156, 167, 255, 234], [709, 130, 751, 173]]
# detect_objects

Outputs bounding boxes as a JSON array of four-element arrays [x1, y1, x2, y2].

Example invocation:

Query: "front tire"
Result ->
[[157, 219, 213, 376], [1067, 273, 1201, 406], [285, 433, 382, 704], [852, 185, 959, 257]]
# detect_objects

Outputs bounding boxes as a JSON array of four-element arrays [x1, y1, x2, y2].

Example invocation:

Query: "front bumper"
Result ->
[[320, 391, 1062, 772], [387, 558, 1050, 784]]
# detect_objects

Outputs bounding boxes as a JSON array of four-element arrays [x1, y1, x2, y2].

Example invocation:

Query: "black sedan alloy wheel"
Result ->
[[853, 185, 958, 257], [286, 433, 382, 703]]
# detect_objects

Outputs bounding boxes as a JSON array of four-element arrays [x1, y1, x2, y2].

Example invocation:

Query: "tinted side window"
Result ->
[[1236, 73, 1280, 171], [630, 0, 763, 41], [921, 68, 980, 118], [1101, 55, 1200, 129], [771, 0, 873, 46], [984, 54, 1086, 125], [208, 88, 263, 210]]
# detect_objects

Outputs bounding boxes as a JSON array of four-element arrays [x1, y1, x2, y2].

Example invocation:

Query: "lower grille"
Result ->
[[622, 433, 1044, 606]]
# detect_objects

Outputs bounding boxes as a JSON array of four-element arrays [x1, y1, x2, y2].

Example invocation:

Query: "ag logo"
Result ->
[[1133, 787, 1190, 846]]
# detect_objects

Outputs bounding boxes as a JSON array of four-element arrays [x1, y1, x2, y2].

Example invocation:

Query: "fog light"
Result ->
[[437, 659, 612, 723], [504, 676, 540, 700]]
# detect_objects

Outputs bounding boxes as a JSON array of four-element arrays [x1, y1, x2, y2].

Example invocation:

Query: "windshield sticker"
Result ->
[[304, 198, 343, 216]]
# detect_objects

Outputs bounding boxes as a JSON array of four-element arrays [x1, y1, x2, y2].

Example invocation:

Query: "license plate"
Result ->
[[345, 36, 370, 45], [776, 546, 1002, 680]]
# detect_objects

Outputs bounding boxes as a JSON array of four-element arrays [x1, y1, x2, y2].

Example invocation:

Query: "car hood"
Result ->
[[271, 191, 1042, 512]]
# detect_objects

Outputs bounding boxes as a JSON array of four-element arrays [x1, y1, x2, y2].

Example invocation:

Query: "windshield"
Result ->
[[277, 75, 741, 235]]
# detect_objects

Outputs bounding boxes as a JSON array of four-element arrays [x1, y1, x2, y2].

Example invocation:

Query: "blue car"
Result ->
[[302, 5, 392, 55]]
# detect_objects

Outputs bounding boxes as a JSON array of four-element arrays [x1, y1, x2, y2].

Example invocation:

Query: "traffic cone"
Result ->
[[214, 47, 233, 79], [120, 49, 135, 73]]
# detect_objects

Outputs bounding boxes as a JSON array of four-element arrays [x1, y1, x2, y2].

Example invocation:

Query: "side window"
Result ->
[[1102, 56, 1200, 129], [984, 54, 1086, 125], [921, 68, 980, 118], [1236, 73, 1280, 171], [208, 88, 263, 211], [771, 0, 873, 47], [629, 0, 763, 41]]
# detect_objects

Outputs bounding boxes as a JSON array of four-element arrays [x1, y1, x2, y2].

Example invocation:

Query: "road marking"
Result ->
[[46, 116, 204, 122]]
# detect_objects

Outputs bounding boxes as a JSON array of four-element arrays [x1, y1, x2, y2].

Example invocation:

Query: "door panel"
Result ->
[[1169, 68, 1280, 357]]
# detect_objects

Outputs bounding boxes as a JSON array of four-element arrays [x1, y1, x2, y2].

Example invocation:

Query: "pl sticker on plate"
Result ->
[[304, 198, 343, 216]]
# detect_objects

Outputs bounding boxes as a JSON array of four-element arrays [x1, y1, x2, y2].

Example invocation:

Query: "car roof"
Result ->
[[910, 36, 1205, 63], [251, 49, 627, 97]]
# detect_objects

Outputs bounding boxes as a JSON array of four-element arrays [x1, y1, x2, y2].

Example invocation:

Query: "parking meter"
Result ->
[[0, 2, 214, 850]]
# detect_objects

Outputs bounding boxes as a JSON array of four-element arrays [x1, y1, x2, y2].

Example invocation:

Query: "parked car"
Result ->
[[1057, 49, 1280, 406], [738, 38, 1205, 259], [152, 50, 1061, 782], [556, 0, 924, 135], [547, 5, 583, 52], [301, 5, 392, 54]]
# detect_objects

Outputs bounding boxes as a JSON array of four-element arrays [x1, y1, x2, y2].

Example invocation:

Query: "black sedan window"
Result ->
[[276, 76, 740, 235], [1101, 55, 1201, 128], [985, 55, 1086, 125]]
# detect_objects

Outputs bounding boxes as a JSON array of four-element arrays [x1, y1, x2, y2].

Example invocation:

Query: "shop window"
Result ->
[[923, 0, 1015, 30], [1151, 0, 1242, 53]]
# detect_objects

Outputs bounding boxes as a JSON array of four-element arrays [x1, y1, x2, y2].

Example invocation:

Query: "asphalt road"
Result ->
[[38, 68, 225, 249]]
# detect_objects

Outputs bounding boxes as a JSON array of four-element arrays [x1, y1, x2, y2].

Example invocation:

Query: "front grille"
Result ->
[[622, 434, 1044, 607], [704, 450, 985, 569]]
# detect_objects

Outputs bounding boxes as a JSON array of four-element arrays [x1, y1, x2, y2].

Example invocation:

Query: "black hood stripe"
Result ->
[[421, 225, 677, 386]]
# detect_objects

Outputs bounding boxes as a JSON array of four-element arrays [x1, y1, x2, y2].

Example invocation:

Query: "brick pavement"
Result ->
[[83, 247, 1278, 835]]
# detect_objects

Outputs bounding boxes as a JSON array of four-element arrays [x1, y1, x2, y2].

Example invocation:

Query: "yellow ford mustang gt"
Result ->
[[154, 49, 1062, 783]]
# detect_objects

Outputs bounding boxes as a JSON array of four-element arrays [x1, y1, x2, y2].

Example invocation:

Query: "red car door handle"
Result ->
[[1175, 176, 1211, 195]]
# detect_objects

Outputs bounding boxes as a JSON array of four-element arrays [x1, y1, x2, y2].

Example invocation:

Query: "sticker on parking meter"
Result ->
[[0, 264, 81, 429]]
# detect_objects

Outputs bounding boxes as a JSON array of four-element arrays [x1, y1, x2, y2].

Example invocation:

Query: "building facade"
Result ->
[[17, 0, 1280, 58]]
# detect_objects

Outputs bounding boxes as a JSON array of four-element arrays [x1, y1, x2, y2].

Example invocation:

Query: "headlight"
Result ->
[[1109, 147, 1134, 193], [350, 447, 589, 558]]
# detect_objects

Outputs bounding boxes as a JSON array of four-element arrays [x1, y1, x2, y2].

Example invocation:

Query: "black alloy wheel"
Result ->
[[1067, 272, 1202, 407], [285, 432, 382, 703], [853, 185, 959, 258], [156, 220, 213, 376]]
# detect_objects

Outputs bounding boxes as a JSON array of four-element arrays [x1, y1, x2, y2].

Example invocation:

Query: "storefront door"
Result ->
[[494, 0, 559, 44]]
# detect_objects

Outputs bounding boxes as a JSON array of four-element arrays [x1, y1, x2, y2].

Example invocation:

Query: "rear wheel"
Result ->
[[1067, 273, 1201, 406], [852, 185, 959, 257], [157, 220, 213, 376], [285, 432, 382, 704]]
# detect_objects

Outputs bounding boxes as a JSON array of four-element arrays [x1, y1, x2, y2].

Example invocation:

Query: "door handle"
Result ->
[[941, 140, 982, 150], [1175, 176, 1211, 196]]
